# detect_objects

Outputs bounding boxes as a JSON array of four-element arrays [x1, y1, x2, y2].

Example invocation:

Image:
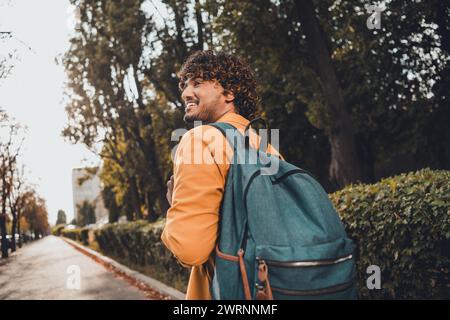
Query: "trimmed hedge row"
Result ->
[[51, 224, 66, 236], [60, 227, 91, 245], [330, 168, 450, 299], [94, 220, 190, 292], [60, 228, 79, 241]]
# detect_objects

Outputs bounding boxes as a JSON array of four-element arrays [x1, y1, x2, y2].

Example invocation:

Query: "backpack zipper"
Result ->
[[256, 257, 355, 297], [256, 253, 353, 268], [216, 245, 355, 298]]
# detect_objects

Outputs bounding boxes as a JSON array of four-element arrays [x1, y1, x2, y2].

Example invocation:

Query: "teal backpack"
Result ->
[[209, 121, 357, 300]]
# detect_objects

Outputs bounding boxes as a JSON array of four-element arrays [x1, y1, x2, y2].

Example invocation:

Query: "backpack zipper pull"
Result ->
[[256, 259, 274, 300]]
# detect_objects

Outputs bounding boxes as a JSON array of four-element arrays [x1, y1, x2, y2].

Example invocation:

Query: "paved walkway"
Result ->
[[0, 235, 149, 299]]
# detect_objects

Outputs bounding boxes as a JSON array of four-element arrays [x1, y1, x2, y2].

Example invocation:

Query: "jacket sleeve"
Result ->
[[161, 126, 229, 267]]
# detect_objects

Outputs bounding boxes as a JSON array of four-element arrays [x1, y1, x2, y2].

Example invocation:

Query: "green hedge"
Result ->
[[61, 228, 81, 242], [51, 224, 66, 236], [79, 227, 90, 245], [331, 168, 450, 299], [61, 227, 90, 245], [94, 220, 190, 292]]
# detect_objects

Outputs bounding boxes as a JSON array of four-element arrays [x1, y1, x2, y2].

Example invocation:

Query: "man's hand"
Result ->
[[166, 175, 174, 206]]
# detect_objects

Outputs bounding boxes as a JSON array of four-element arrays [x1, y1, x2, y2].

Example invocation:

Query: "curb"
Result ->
[[61, 237, 186, 300]]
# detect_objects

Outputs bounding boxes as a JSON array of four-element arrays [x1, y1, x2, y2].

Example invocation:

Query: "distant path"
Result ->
[[0, 235, 149, 300]]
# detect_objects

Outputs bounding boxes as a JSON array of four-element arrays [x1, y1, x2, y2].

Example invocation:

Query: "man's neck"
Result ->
[[212, 108, 236, 123]]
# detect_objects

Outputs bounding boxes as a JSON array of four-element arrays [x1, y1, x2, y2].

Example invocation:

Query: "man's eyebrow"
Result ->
[[179, 79, 190, 90], [179, 77, 203, 90], [188, 76, 203, 83]]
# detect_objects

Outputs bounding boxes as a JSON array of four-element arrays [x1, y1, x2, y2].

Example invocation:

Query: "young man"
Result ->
[[161, 50, 282, 299]]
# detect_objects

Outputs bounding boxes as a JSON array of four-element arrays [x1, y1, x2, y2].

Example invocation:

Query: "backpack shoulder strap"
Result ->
[[209, 122, 237, 136], [211, 119, 269, 154], [209, 122, 248, 164], [209, 122, 241, 147]]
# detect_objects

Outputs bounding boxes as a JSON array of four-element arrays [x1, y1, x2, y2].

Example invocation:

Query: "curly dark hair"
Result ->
[[178, 50, 259, 120]]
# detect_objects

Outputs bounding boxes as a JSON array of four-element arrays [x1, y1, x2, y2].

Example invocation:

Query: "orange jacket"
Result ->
[[161, 112, 282, 299]]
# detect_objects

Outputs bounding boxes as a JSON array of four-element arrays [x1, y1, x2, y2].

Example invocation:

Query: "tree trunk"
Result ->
[[145, 192, 158, 222], [295, 0, 365, 188], [172, 3, 188, 62], [17, 215, 22, 248], [195, 0, 204, 51], [119, 124, 143, 221], [129, 176, 142, 220], [10, 218, 17, 252], [0, 214, 9, 258], [359, 137, 375, 183]]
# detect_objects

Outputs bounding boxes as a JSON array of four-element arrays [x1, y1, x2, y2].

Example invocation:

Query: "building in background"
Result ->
[[71, 167, 108, 225]]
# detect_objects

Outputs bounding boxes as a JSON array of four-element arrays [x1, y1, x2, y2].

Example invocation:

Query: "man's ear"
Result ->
[[224, 89, 235, 104]]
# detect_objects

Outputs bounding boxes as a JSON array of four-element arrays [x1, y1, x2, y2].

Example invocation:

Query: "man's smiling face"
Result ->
[[181, 78, 234, 124]]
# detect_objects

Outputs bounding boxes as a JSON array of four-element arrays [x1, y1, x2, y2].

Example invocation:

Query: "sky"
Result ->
[[0, 0, 100, 225]]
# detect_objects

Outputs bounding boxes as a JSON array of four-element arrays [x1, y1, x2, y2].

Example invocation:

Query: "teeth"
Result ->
[[186, 102, 197, 108]]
